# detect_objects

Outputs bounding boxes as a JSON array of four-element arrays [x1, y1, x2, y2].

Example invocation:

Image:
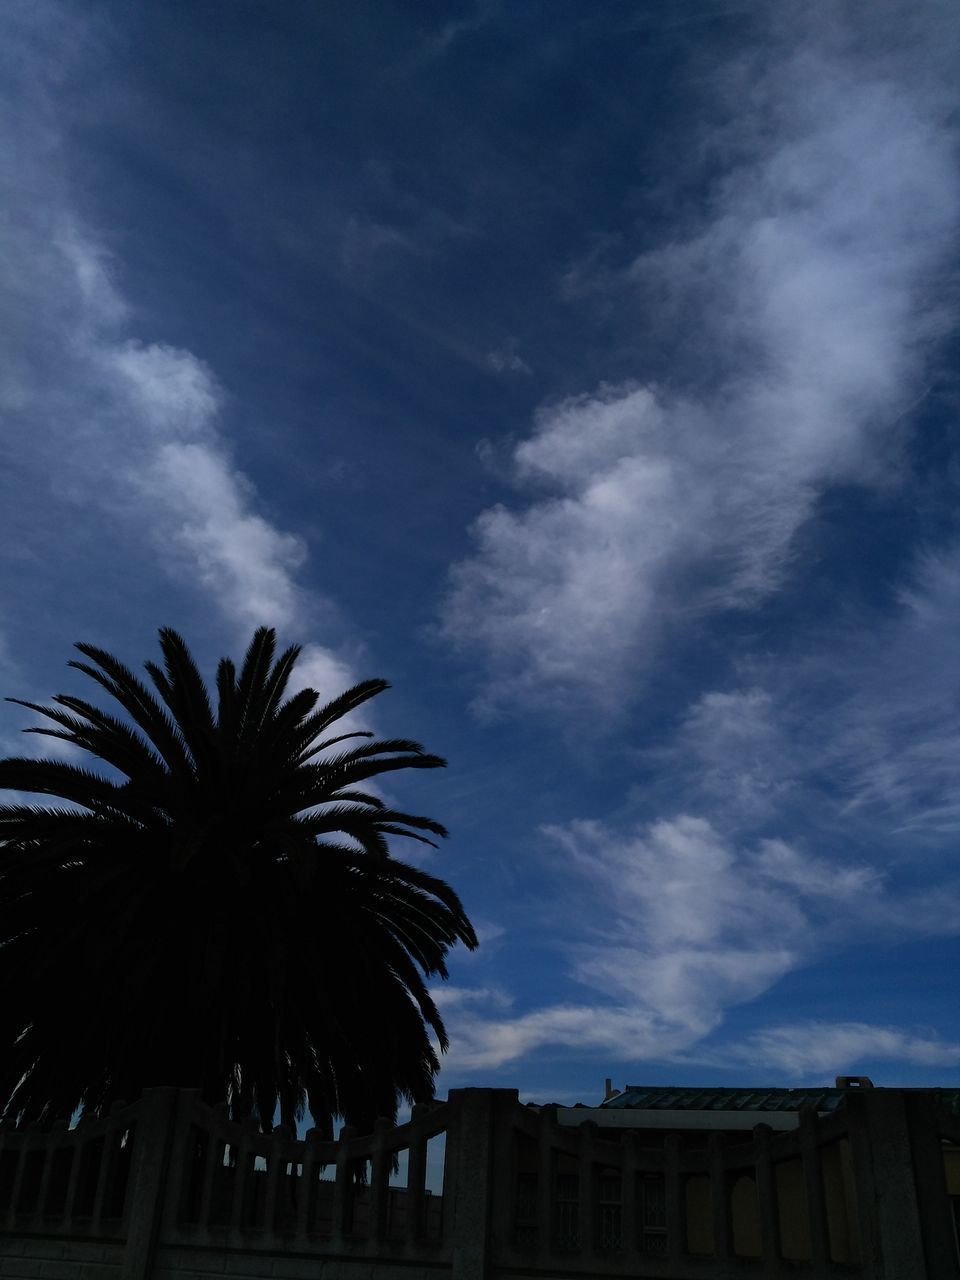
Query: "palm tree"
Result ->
[[0, 627, 477, 1133]]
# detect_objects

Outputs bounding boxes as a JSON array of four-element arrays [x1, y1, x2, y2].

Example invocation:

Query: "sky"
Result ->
[[1, 0, 959, 1106]]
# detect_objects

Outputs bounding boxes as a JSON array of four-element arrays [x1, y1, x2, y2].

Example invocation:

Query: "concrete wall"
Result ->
[[150, 1243, 451, 1280], [0, 1236, 123, 1280]]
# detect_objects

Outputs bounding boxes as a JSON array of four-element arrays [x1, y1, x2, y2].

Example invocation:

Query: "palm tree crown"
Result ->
[[0, 627, 477, 1132]]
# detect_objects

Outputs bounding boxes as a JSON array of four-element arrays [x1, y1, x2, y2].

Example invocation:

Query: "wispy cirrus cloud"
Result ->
[[111, 359, 308, 631], [0, 6, 355, 700], [716, 1022, 960, 1077], [441, 7, 960, 710], [409, 3, 496, 67], [487, 345, 532, 377], [832, 546, 960, 837], [668, 688, 798, 823], [658, 539, 960, 845]]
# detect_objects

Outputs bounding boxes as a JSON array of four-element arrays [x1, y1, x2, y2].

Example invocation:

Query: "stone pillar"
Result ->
[[664, 1132, 684, 1269], [753, 1122, 780, 1268], [120, 1087, 181, 1280], [446, 1088, 517, 1280], [535, 1104, 556, 1259], [903, 1092, 960, 1280], [846, 1089, 928, 1279], [708, 1132, 731, 1262], [798, 1106, 830, 1267]]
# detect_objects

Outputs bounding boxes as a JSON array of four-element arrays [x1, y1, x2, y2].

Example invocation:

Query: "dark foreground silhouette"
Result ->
[[0, 627, 476, 1134]]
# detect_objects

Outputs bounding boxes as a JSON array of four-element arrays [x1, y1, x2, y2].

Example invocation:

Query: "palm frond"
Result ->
[[235, 627, 276, 744], [258, 643, 303, 723], [291, 679, 389, 753], [8, 694, 166, 784], [299, 730, 375, 763], [215, 657, 238, 740], [142, 628, 216, 771], [69, 646, 192, 776]]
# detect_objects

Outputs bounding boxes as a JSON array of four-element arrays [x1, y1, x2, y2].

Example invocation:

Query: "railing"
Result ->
[[0, 1086, 957, 1279], [0, 1097, 140, 1240], [499, 1099, 860, 1275], [0, 1088, 463, 1277], [162, 1091, 452, 1259], [499, 1091, 960, 1278]]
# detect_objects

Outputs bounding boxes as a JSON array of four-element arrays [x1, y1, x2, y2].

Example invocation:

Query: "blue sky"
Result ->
[[2, 0, 959, 1105]]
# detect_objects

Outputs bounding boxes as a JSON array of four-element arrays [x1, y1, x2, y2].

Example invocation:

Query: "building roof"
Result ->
[[601, 1084, 960, 1116], [604, 1085, 850, 1115]]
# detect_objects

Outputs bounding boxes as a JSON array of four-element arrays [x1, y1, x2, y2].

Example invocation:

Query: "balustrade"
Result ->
[[0, 1085, 957, 1278]]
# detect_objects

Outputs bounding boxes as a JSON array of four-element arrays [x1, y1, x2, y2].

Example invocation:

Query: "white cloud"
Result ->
[[429, 985, 514, 1012], [293, 644, 365, 706], [0, 7, 356, 688], [442, 18, 960, 709], [136, 438, 307, 631], [61, 244, 338, 650], [663, 541, 960, 844], [751, 840, 881, 900], [105, 341, 222, 440], [833, 545, 960, 836], [340, 216, 416, 280], [437, 813, 931, 1075], [472, 919, 507, 948], [721, 1022, 960, 1076], [553, 816, 874, 1025], [670, 689, 797, 821], [55, 226, 128, 329], [441, 1000, 671, 1074], [487, 347, 532, 376], [411, 6, 495, 66]]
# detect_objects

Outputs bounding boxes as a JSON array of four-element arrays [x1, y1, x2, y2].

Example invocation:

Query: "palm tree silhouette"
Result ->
[[0, 627, 476, 1134]]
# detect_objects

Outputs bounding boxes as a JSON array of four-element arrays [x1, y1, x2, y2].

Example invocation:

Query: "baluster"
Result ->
[[284, 1139, 303, 1235], [63, 1135, 84, 1229], [0, 1132, 15, 1231], [93, 1110, 131, 1229], [296, 1133, 319, 1239], [228, 1136, 253, 1235], [0, 1127, 12, 1230], [754, 1124, 779, 1267], [331, 1125, 356, 1247], [665, 1132, 683, 1267], [196, 1133, 221, 1232], [620, 1131, 637, 1257], [262, 1131, 286, 1235], [708, 1132, 731, 1262], [6, 1134, 30, 1223], [158, 1094, 198, 1236], [36, 1131, 63, 1221], [536, 1115, 555, 1255], [578, 1121, 597, 1255], [369, 1118, 392, 1241], [799, 1109, 829, 1265], [91, 1127, 120, 1231], [405, 1128, 427, 1245]]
